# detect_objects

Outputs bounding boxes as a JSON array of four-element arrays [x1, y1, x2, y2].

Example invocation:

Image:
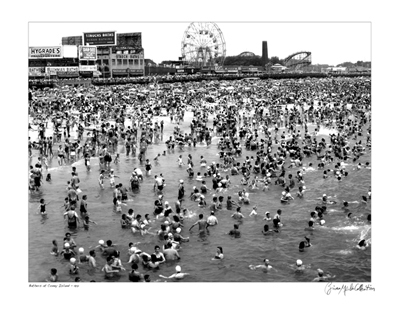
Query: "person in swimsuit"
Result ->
[[159, 265, 189, 280], [212, 247, 224, 260], [152, 245, 166, 264], [37, 198, 49, 215], [64, 207, 80, 229], [47, 268, 58, 282], [188, 214, 209, 234], [83, 215, 97, 230], [99, 170, 105, 189], [102, 256, 120, 279], [60, 243, 76, 261], [145, 159, 152, 175]]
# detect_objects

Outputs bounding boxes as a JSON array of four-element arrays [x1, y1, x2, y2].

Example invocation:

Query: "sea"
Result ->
[[28, 110, 371, 282]]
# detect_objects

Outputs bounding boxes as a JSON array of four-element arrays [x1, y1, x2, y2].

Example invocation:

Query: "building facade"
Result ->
[[28, 31, 145, 79]]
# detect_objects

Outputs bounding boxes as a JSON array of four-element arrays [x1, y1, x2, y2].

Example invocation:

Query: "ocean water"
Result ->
[[28, 111, 371, 282]]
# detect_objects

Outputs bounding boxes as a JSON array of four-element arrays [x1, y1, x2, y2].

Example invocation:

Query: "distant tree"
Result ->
[[217, 55, 263, 66], [337, 62, 354, 68], [269, 56, 281, 65]]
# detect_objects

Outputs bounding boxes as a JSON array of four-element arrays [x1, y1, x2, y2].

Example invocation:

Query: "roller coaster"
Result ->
[[284, 51, 311, 71]]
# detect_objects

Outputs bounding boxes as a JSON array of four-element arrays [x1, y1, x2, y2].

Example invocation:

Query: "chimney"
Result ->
[[262, 41, 268, 66]]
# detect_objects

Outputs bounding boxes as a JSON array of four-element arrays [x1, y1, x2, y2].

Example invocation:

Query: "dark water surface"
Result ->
[[28, 111, 371, 282]]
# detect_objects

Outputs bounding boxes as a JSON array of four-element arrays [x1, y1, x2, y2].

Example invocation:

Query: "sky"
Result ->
[[28, 22, 370, 66]]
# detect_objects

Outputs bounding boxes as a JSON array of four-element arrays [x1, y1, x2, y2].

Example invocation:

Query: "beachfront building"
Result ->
[[63, 32, 145, 78]]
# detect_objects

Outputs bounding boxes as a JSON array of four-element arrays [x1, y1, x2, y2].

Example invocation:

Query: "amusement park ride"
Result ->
[[283, 51, 312, 71], [180, 22, 312, 71], [181, 22, 226, 68]]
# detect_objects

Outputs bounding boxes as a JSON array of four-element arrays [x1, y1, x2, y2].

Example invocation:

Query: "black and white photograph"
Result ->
[[4, 1, 398, 309], [27, 21, 372, 283]]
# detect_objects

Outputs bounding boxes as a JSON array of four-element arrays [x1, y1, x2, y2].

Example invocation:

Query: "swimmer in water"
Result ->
[[212, 246, 224, 260], [297, 186, 307, 198], [50, 240, 59, 256], [312, 269, 335, 282], [299, 236, 312, 252], [231, 207, 245, 220], [305, 220, 315, 231], [361, 196, 368, 204], [99, 170, 105, 189], [249, 258, 274, 271], [46, 268, 58, 282], [102, 256, 121, 279], [262, 224, 274, 235], [249, 206, 258, 217], [37, 198, 50, 215], [357, 239, 369, 250], [177, 155, 183, 166], [319, 194, 336, 205], [188, 214, 209, 233], [294, 259, 306, 271], [83, 215, 97, 230], [108, 169, 119, 187], [159, 265, 189, 280], [228, 224, 241, 238], [69, 258, 79, 275], [263, 212, 272, 221]]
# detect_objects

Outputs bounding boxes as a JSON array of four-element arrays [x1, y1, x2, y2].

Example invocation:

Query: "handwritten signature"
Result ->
[[325, 283, 375, 296]]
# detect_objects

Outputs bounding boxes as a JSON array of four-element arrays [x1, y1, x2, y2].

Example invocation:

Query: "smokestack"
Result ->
[[262, 41, 268, 65]]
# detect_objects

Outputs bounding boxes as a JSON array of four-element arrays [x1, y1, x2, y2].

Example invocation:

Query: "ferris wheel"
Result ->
[[181, 22, 226, 67]]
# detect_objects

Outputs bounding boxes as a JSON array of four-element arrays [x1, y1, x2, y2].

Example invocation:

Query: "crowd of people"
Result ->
[[29, 75, 371, 282]]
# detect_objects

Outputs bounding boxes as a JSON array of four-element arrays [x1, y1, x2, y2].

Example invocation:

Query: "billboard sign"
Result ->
[[79, 65, 97, 71], [57, 71, 79, 78], [79, 46, 97, 60], [83, 31, 116, 46], [29, 67, 45, 76], [45, 66, 79, 75], [115, 54, 141, 59], [29, 46, 63, 59]]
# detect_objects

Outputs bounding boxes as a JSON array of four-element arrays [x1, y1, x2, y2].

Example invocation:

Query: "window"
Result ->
[[123, 59, 127, 65], [103, 59, 109, 65], [112, 59, 116, 66], [129, 59, 133, 65], [117, 59, 122, 66], [123, 50, 129, 54], [96, 60, 101, 65], [134, 59, 139, 65], [139, 59, 143, 65]]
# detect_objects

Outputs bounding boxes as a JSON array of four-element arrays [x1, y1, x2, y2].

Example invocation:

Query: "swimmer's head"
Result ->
[[296, 259, 302, 266], [70, 258, 76, 264], [176, 228, 181, 233], [358, 239, 366, 247], [64, 243, 70, 248], [347, 213, 352, 218], [78, 247, 84, 254], [175, 265, 181, 272], [99, 240, 104, 245], [317, 269, 324, 276], [320, 219, 325, 225]]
